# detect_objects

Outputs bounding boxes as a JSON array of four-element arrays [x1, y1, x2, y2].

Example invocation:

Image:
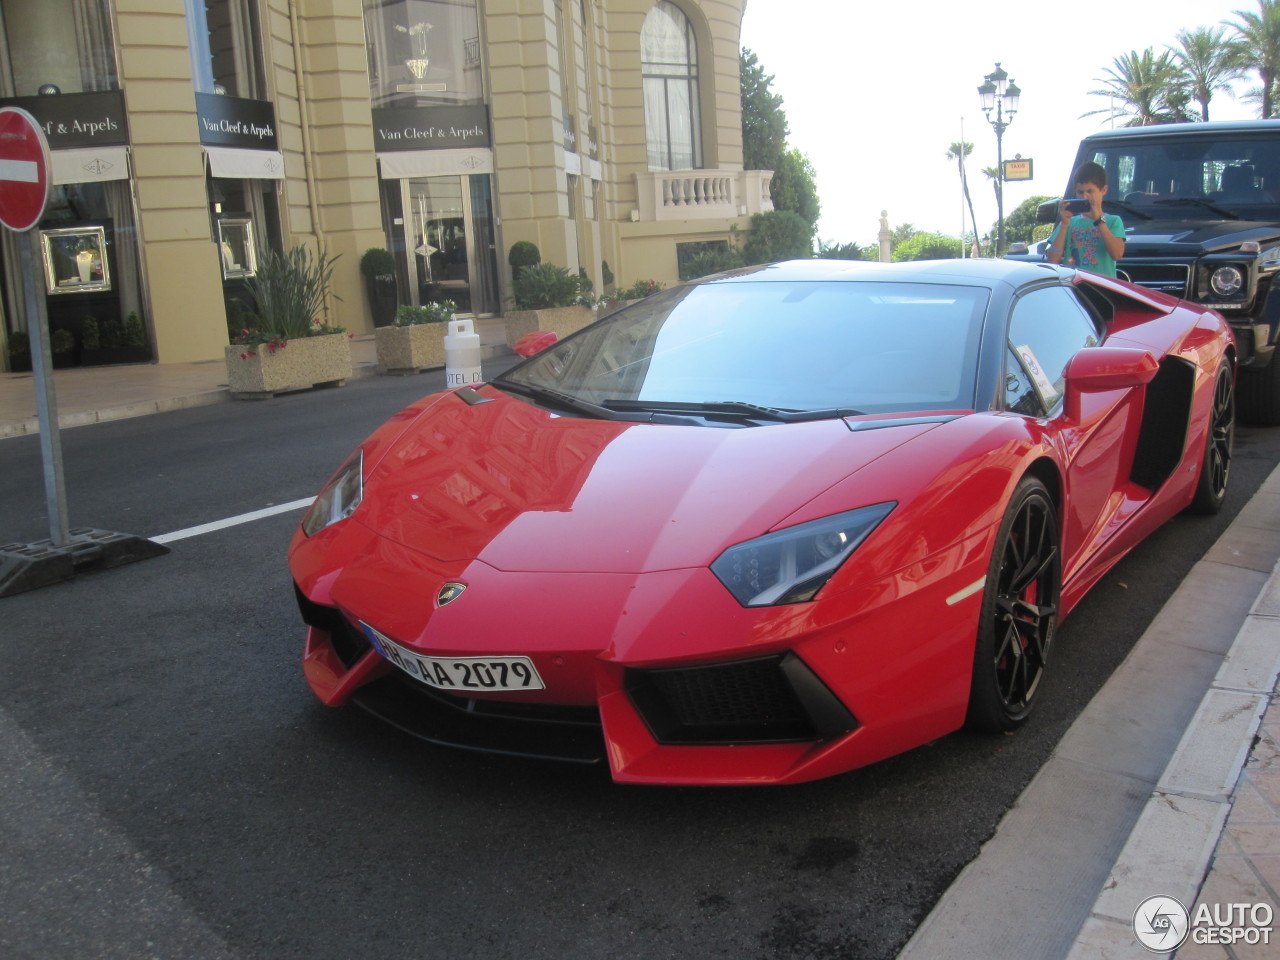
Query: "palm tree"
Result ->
[[1170, 26, 1243, 120], [946, 142, 981, 257], [1228, 0, 1280, 117], [982, 167, 1003, 254], [1084, 48, 1191, 126]]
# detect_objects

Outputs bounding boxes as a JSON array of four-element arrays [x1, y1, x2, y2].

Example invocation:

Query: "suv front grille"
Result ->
[[1121, 262, 1191, 298]]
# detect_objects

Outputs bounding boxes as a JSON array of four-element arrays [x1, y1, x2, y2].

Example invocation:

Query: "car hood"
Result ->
[[1121, 217, 1280, 256], [355, 391, 947, 573]]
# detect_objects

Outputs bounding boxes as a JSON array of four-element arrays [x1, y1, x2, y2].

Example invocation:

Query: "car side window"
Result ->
[[1005, 287, 1100, 416]]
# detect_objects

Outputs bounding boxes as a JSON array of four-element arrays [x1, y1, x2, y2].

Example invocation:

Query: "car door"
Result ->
[[1002, 284, 1144, 584]]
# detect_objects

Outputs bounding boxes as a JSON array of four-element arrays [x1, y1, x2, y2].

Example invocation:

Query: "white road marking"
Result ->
[[152, 497, 313, 544], [0, 158, 39, 183], [946, 576, 987, 606]]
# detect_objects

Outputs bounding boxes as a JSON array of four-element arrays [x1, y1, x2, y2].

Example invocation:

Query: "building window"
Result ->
[[363, 0, 483, 107], [185, 0, 264, 98], [641, 1, 701, 171], [0, 0, 117, 94]]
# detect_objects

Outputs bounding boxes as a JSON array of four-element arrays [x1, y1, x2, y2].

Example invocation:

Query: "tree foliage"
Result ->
[[891, 232, 962, 262], [741, 48, 788, 171], [740, 49, 820, 227], [997, 195, 1053, 246], [1171, 26, 1244, 121], [1085, 48, 1194, 126], [946, 142, 982, 255], [816, 239, 876, 261], [771, 148, 821, 227], [1228, 0, 1280, 118], [741, 210, 815, 265]]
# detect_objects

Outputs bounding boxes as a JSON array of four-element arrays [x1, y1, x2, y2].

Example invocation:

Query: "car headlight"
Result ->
[[1210, 265, 1245, 298], [711, 503, 896, 607], [301, 450, 364, 537]]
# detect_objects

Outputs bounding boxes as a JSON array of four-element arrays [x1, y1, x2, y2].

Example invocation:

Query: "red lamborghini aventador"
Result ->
[[288, 258, 1235, 785]]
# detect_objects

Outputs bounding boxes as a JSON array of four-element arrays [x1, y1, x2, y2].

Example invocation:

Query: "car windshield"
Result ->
[[1081, 134, 1280, 223], [496, 279, 990, 420]]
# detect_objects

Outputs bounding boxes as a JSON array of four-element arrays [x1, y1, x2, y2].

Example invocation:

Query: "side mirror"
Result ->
[[1035, 198, 1063, 225], [1063, 347, 1158, 420]]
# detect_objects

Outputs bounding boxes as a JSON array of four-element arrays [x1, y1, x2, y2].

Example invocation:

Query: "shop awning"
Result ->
[[205, 146, 286, 179], [52, 146, 130, 185], [378, 147, 493, 179]]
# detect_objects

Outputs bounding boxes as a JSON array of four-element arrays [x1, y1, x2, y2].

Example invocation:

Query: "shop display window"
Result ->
[[217, 217, 256, 279], [40, 225, 111, 294]]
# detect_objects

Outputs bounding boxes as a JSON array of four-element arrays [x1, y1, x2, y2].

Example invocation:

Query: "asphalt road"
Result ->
[[2, 371, 1279, 960]]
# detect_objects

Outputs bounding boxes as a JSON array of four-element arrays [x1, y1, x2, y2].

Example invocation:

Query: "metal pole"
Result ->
[[20, 230, 70, 546], [995, 102, 1005, 258]]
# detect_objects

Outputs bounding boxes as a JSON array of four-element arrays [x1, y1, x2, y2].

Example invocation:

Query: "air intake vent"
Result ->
[[626, 653, 856, 745]]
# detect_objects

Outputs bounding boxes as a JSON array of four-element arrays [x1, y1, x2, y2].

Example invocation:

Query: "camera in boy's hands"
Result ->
[[1062, 198, 1091, 215]]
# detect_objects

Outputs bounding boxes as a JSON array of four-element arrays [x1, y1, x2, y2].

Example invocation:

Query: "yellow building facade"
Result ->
[[0, 0, 768, 369]]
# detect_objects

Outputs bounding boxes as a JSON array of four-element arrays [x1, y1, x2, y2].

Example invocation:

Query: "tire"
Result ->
[[966, 476, 1061, 733], [1236, 355, 1280, 425], [1187, 362, 1235, 515]]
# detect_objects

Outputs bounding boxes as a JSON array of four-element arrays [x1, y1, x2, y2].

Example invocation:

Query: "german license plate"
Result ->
[[360, 622, 545, 691]]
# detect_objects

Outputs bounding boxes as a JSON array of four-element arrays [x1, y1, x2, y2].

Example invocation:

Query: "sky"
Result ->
[[738, 0, 1262, 248]]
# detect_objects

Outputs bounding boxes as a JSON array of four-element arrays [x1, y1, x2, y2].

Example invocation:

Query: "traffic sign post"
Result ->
[[0, 106, 167, 597]]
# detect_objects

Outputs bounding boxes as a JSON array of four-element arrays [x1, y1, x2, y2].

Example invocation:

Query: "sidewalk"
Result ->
[[2, 349, 1277, 957], [0, 335, 380, 439]]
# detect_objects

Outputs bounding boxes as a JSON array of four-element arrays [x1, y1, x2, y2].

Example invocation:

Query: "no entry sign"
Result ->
[[0, 106, 50, 232]]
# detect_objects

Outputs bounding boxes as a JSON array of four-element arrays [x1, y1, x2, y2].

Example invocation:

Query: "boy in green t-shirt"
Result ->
[[1046, 161, 1126, 277]]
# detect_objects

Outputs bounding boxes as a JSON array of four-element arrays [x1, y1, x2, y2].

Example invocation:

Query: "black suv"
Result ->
[[1013, 120, 1280, 423]]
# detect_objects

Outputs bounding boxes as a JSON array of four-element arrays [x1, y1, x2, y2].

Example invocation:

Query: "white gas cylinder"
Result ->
[[443, 318, 482, 387]]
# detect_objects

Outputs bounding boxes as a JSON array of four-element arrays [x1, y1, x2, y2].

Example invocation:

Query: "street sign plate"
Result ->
[[0, 106, 50, 232]]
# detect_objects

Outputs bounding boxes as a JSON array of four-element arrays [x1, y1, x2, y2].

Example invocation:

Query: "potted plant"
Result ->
[[224, 245, 351, 399], [6, 330, 31, 372], [50, 327, 77, 368], [360, 247, 398, 327], [503, 262, 595, 347], [597, 278, 665, 317], [375, 300, 457, 374], [80, 312, 152, 366], [508, 240, 541, 276]]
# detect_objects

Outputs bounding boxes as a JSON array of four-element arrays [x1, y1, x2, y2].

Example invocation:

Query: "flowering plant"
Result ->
[[232, 318, 347, 357], [393, 300, 457, 326], [395, 21, 433, 57]]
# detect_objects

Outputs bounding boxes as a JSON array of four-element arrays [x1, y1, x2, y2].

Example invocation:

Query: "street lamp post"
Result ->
[[978, 64, 1020, 257]]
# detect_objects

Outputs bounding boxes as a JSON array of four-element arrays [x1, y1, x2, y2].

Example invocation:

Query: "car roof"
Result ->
[[1081, 119, 1280, 142], [698, 257, 1071, 289]]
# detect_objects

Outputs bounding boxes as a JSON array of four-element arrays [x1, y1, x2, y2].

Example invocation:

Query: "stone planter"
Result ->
[[503, 304, 595, 349], [225, 332, 352, 399], [375, 323, 447, 375], [365, 276, 398, 327]]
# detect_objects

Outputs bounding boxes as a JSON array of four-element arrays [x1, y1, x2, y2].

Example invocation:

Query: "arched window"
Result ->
[[641, 2, 701, 171]]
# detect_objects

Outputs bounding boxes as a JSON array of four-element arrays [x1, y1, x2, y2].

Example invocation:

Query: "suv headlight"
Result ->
[[301, 450, 364, 536], [711, 503, 895, 607], [1210, 265, 1245, 298]]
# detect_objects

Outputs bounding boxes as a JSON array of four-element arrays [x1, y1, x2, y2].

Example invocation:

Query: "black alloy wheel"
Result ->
[[1188, 361, 1235, 515], [966, 476, 1061, 732]]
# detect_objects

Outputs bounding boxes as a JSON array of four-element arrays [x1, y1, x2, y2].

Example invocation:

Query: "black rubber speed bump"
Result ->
[[0, 528, 169, 598]]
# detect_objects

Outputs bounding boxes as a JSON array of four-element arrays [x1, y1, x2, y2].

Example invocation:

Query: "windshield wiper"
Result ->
[[490, 379, 622, 420], [601, 399, 863, 423], [1152, 197, 1240, 220], [1102, 198, 1152, 219]]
